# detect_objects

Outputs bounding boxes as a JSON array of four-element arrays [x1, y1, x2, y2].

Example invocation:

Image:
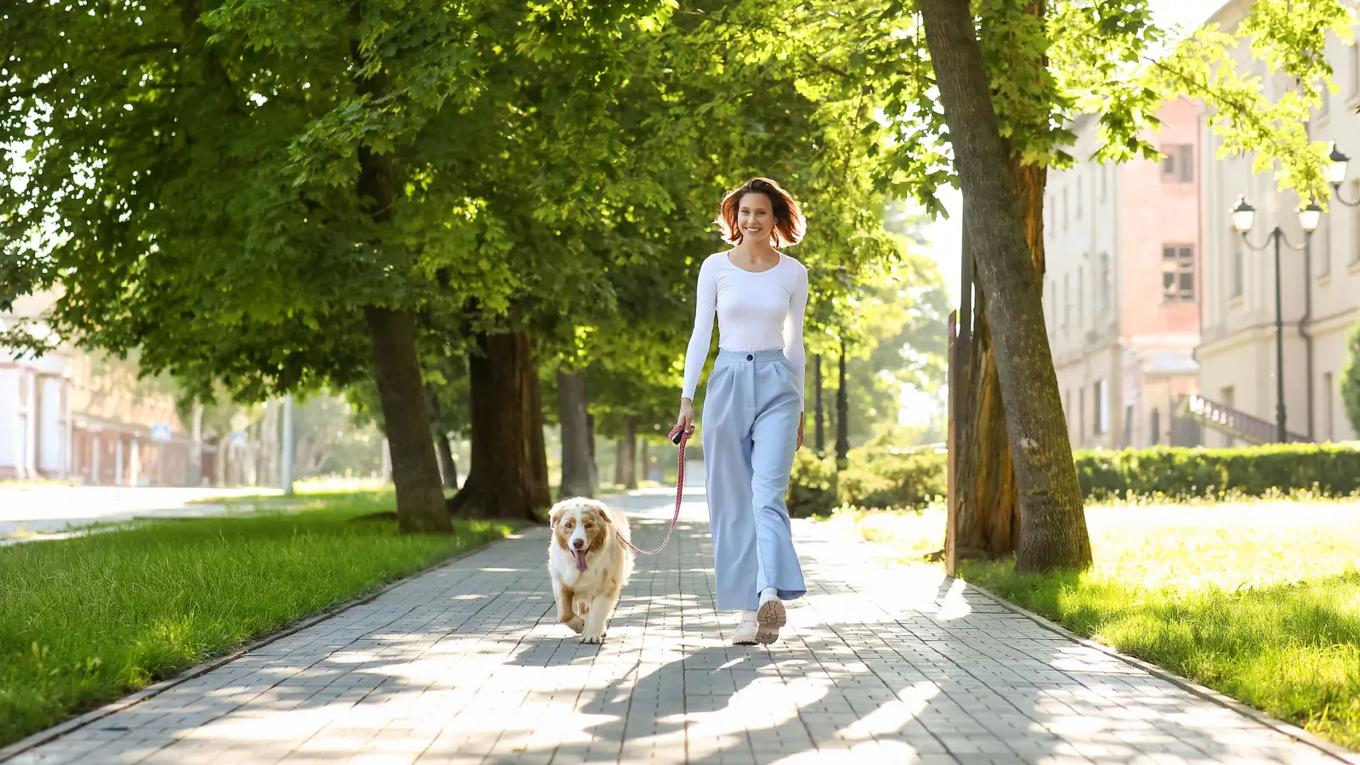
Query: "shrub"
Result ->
[[837, 446, 946, 509], [1076, 444, 1360, 500], [787, 449, 838, 518], [823, 442, 1360, 509]]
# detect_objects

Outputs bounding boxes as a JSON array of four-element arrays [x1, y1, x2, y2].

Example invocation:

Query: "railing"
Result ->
[[1176, 394, 1310, 445]]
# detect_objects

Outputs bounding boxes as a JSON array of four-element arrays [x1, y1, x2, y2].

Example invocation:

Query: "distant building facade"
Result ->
[[1, 291, 193, 484], [1197, 0, 1360, 445], [1043, 98, 1204, 449]]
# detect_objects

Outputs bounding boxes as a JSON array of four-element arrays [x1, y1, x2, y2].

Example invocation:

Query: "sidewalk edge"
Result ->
[[0, 529, 528, 763]]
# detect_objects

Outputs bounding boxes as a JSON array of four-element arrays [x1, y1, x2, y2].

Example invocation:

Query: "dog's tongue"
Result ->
[[573, 549, 588, 572]]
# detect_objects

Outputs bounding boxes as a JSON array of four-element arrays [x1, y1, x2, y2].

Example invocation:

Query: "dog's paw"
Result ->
[[566, 616, 585, 634], [581, 631, 604, 644], [572, 600, 591, 617]]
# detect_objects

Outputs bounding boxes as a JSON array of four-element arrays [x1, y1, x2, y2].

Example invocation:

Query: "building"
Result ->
[[1, 291, 194, 484], [1197, 1, 1360, 445], [1042, 99, 1204, 450]]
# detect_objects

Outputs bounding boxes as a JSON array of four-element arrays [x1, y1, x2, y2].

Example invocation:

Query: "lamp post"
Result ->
[[1230, 196, 1319, 442], [1326, 143, 1360, 207]]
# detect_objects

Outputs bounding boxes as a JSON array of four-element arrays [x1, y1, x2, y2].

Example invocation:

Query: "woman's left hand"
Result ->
[[795, 417, 804, 451]]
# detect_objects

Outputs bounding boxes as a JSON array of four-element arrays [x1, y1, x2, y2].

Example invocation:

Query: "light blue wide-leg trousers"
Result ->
[[701, 348, 808, 612]]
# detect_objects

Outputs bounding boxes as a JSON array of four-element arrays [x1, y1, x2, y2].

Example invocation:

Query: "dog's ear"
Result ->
[[591, 506, 611, 526], [548, 502, 567, 528]]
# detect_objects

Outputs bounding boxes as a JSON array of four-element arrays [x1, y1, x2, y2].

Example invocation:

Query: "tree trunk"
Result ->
[[257, 399, 278, 488], [619, 415, 638, 489], [364, 307, 452, 533], [436, 432, 458, 490], [213, 435, 226, 488], [349, 21, 450, 534], [557, 369, 595, 498], [585, 411, 599, 491], [426, 387, 458, 490], [814, 354, 825, 454], [449, 330, 550, 522], [920, 0, 1091, 572], [955, 159, 1044, 559], [953, 6, 1051, 562], [835, 338, 849, 462], [639, 438, 650, 482]]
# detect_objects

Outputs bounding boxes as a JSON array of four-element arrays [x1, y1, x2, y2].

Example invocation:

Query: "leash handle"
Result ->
[[617, 424, 690, 556]]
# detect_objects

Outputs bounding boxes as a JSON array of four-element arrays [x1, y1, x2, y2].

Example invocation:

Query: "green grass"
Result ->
[[830, 498, 1360, 750], [0, 491, 520, 748]]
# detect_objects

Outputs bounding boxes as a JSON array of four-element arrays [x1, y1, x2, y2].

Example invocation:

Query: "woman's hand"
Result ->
[[796, 416, 804, 451], [675, 398, 697, 440]]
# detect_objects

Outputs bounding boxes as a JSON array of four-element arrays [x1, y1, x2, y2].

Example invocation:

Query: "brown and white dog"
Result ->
[[547, 497, 634, 644]]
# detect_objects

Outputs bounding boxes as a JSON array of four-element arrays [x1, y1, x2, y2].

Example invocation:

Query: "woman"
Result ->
[[675, 176, 809, 646]]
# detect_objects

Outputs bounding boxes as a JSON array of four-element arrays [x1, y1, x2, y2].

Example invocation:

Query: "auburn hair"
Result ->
[[714, 177, 806, 247]]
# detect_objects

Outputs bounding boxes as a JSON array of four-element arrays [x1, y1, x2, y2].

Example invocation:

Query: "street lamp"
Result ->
[[1326, 143, 1360, 206], [1231, 196, 1319, 442]]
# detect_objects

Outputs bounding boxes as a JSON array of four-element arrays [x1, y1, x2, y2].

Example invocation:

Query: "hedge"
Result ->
[[785, 443, 1360, 514], [1076, 444, 1360, 500]]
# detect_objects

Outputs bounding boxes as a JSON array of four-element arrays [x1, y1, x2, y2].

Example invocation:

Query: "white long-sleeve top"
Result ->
[[681, 250, 809, 410]]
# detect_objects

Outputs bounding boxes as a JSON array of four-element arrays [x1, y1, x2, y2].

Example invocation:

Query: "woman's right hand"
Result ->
[[675, 398, 696, 440]]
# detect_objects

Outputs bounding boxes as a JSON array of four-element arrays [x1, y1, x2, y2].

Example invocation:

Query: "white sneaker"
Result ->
[[756, 590, 785, 645], [732, 615, 759, 646]]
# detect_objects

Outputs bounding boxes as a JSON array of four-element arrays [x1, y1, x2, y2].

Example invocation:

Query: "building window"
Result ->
[[1094, 379, 1108, 435], [1161, 144, 1194, 183], [1063, 273, 1071, 327], [1079, 386, 1086, 439], [1077, 264, 1085, 328], [1162, 244, 1195, 301], [1098, 252, 1111, 313], [1124, 404, 1135, 447], [1062, 187, 1069, 230], [1149, 407, 1160, 445], [1099, 164, 1108, 202], [1351, 39, 1360, 99]]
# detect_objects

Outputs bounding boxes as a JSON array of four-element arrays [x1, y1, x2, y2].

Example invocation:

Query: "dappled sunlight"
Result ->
[[932, 575, 972, 622], [834, 680, 939, 740], [9, 493, 1348, 763], [1082, 501, 1360, 591]]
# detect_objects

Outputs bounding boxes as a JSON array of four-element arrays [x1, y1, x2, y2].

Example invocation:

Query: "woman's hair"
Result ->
[[714, 177, 806, 247]]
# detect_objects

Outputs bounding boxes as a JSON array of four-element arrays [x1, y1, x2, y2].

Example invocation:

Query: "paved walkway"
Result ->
[[4, 484, 1348, 764], [0, 486, 279, 542]]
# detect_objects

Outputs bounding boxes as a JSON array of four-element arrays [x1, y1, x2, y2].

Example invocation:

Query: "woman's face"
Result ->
[[736, 192, 774, 243]]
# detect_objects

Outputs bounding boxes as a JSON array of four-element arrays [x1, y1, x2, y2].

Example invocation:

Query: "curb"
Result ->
[[0, 528, 529, 763], [961, 579, 1360, 765]]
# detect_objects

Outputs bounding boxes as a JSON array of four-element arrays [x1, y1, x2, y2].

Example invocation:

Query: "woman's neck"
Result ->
[[732, 242, 779, 262]]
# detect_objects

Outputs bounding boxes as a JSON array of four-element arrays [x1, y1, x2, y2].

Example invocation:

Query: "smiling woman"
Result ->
[[675, 177, 811, 647]]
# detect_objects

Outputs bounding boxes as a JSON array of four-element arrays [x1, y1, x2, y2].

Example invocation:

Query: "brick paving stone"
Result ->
[[4, 482, 1353, 765]]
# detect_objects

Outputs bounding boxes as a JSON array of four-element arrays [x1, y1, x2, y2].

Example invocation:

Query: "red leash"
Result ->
[[616, 424, 691, 556]]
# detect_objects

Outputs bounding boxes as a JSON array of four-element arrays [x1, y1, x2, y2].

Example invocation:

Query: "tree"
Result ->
[[918, 0, 1092, 570], [1343, 319, 1360, 438], [1, 0, 671, 529]]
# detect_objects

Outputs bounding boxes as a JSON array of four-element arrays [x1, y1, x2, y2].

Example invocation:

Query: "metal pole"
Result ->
[[281, 393, 295, 495], [1272, 228, 1287, 442]]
